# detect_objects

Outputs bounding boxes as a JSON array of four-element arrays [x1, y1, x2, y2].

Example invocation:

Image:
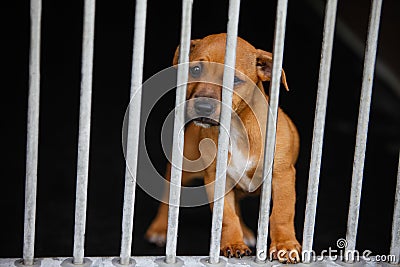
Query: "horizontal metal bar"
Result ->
[[255, 0, 288, 263], [23, 0, 42, 265], [302, 0, 338, 263], [345, 0, 382, 262], [208, 0, 241, 264], [6, 256, 393, 267], [390, 151, 400, 264], [73, 0, 96, 264], [119, 0, 147, 265], [165, 0, 194, 264]]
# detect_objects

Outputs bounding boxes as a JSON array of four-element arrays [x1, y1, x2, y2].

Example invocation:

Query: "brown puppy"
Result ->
[[146, 33, 301, 263]]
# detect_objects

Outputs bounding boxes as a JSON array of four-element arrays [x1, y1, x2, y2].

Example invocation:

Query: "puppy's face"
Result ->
[[173, 33, 288, 128]]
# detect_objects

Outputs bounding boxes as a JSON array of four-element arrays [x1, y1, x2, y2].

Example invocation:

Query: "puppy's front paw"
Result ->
[[145, 221, 167, 247], [221, 242, 252, 258], [269, 240, 301, 263]]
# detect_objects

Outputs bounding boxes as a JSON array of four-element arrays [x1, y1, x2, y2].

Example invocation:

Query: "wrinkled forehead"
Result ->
[[189, 38, 258, 79]]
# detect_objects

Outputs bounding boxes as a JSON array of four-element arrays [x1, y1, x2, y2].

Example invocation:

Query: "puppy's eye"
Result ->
[[234, 76, 244, 85], [189, 65, 202, 78]]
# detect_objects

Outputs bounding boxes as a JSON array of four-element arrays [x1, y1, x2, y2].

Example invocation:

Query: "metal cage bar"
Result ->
[[345, 0, 382, 262], [23, 0, 42, 265], [390, 152, 400, 264], [302, 0, 338, 263], [72, 0, 96, 264], [255, 0, 288, 263], [164, 0, 193, 264], [119, 0, 147, 265], [207, 0, 241, 264]]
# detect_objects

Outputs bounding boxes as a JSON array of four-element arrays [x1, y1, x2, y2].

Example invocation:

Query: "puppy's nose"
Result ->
[[194, 100, 215, 116]]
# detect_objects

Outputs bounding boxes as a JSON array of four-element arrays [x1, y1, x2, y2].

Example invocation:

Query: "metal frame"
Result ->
[[255, 0, 289, 263], [72, 0, 96, 264], [302, 0, 338, 263], [207, 0, 241, 264], [23, 0, 42, 265], [119, 0, 148, 265], [390, 152, 400, 265], [164, 0, 194, 264], [345, 0, 382, 262]]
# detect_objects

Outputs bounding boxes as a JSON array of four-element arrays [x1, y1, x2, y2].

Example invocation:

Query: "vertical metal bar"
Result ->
[[255, 0, 288, 263], [302, 0, 338, 263], [390, 152, 400, 264], [119, 0, 147, 265], [345, 0, 382, 262], [164, 0, 193, 264], [23, 0, 42, 265], [208, 0, 241, 264], [72, 0, 96, 264]]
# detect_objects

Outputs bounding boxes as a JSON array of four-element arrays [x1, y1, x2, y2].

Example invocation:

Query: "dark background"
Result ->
[[2, 0, 400, 259]]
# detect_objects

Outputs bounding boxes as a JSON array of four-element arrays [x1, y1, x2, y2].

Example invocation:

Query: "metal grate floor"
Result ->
[[0, 257, 396, 267]]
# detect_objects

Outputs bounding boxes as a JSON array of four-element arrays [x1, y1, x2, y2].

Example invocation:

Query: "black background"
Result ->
[[1, 0, 400, 259]]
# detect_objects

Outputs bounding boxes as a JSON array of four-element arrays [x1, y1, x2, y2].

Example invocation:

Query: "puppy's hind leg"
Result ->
[[234, 197, 256, 248], [145, 163, 199, 246]]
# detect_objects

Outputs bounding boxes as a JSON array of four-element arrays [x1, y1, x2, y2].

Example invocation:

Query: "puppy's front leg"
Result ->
[[204, 169, 251, 258], [269, 164, 301, 263]]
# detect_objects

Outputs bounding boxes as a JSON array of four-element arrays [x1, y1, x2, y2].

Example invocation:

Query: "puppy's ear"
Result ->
[[256, 49, 289, 91], [172, 39, 201, 67]]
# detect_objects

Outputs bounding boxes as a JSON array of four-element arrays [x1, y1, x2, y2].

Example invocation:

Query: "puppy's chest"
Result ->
[[226, 128, 263, 192]]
